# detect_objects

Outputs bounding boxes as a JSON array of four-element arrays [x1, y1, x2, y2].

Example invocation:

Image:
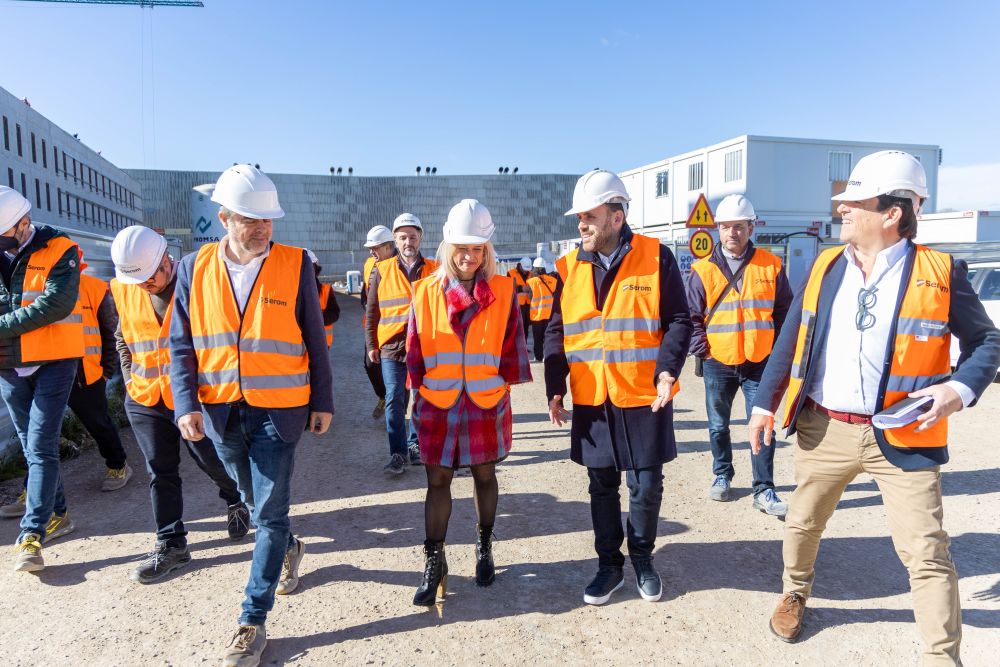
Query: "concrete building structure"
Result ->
[[127, 169, 579, 277]]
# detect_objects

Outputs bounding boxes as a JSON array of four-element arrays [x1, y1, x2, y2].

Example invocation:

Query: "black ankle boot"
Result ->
[[413, 540, 448, 606], [475, 524, 495, 587]]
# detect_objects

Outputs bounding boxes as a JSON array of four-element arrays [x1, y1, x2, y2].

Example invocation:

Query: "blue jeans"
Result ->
[[703, 357, 775, 495], [212, 403, 297, 626], [380, 358, 417, 458], [0, 359, 77, 542], [588, 465, 664, 567]]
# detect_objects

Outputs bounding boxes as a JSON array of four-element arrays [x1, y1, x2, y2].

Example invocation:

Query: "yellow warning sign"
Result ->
[[686, 193, 715, 228], [689, 230, 714, 259]]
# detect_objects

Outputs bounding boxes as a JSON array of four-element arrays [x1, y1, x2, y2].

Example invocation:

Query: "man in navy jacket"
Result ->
[[748, 151, 1000, 665]]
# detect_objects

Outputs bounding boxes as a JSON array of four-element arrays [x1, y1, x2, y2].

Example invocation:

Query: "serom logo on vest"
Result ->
[[621, 284, 652, 292], [260, 295, 288, 307], [915, 278, 949, 293]]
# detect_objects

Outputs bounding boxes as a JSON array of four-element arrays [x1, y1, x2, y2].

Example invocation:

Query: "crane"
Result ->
[[14, 1, 204, 7]]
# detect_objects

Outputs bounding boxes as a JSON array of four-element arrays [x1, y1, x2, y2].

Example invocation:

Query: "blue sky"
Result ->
[[2, 0, 998, 205]]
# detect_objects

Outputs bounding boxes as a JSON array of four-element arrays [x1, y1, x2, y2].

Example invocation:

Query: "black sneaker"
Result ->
[[583, 566, 624, 605], [227, 502, 251, 541], [383, 454, 405, 476], [407, 444, 423, 466], [130, 542, 192, 583], [633, 558, 662, 602]]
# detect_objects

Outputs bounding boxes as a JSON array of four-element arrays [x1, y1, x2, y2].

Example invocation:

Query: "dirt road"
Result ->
[[0, 295, 997, 666]]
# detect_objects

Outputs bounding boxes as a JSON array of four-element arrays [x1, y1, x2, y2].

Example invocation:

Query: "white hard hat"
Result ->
[[443, 199, 495, 244], [0, 186, 31, 235], [565, 169, 631, 216], [364, 225, 394, 248], [716, 194, 756, 223], [210, 164, 285, 220], [112, 225, 167, 284], [392, 213, 422, 232], [305, 248, 319, 265], [532, 257, 546, 269], [832, 150, 929, 203], [519, 256, 532, 271]]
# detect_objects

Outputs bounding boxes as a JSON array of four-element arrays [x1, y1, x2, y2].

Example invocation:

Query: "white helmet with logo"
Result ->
[[443, 199, 495, 244], [364, 225, 394, 248], [392, 213, 423, 232], [112, 225, 167, 284], [0, 186, 31, 235], [832, 150, 929, 204], [211, 164, 284, 219], [565, 169, 631, 216], [715, 194, 757, 223]]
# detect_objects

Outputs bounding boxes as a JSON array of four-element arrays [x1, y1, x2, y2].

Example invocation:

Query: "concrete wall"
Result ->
[[127, 169, 580, 276]]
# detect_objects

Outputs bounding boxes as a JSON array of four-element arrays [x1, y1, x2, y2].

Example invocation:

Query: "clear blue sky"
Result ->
[[2, 0, 999, 181]]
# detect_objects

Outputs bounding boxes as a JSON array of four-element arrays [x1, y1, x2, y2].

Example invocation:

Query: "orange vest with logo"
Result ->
[[110, 278, 174, 409], [79, 273, 108, 384], [413, 274, 513, 409], [318, 283, 334, 348], [19, 236, 85, 364], [691, 249, 782, 365], [376, 257, 438, 347], [188, 243, 309, 408], [508, 268, 530, 306], [557, 234, 678, 407], [528, 274, 557, 321], [786, 245, 952, 449]]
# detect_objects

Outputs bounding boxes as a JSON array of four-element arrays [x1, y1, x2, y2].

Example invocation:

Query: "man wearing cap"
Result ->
[[110, 225, 248, 584], [170, 165, 333, 667], [545, 170, 692, 605], [748, 151, 1000, 664], [686, 194, 793, 518], [526, 257, 557, 362], [365, 213, 438, 476], [508, 257, 533, 342], [361, 225, 395, 420], [0, 186, 84, 572]]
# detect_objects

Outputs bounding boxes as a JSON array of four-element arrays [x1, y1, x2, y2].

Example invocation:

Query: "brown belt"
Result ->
[[805, 397, 873, 425]]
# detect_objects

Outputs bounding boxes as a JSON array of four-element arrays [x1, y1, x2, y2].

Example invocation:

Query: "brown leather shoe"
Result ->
[[769, 592, 806, 642]]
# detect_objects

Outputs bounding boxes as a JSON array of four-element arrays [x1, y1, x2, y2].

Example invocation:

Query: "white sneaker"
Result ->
[[222, 624, 266, 667], [275, 538, 305, 595]]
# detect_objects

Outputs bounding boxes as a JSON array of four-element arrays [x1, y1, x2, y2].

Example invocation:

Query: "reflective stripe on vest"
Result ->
[[110, 278, 175, 409], [79, 274, 108, 384], [319, 283, 334, 348], [557, 234, 678, 407], [18, 236, 85, 364], [413, 274, 513, 409], [691, 249, 782, 365], [375, 257, 437, 347], [528, 274, 557, 321], [785, 244, 952, 449], [188, 242, 309, 408], [508, 268, 530, 306]]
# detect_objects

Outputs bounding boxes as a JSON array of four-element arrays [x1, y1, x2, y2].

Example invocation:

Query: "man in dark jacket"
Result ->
[[0, 186, 84, 573], [545, 170, 692, 606]]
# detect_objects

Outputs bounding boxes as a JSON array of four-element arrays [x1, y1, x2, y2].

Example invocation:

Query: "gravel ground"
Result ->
[[0, 295, 997, 666]]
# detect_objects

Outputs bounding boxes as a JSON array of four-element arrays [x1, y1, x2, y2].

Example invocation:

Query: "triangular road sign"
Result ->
[[686, 193, 715, 228]]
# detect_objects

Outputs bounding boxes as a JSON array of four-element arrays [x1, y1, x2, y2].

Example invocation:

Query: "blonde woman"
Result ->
[[406, 199, 531, 605]]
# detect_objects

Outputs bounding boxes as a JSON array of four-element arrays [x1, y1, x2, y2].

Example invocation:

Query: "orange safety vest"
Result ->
[[557, 234, 678, 407], [785, 244, 952, 449], [691, 249, 782, 365], [413, 274, 513, 409], [375, 256, 438, 347], [527, 274, 557, 321], [508, 268, 530, 306], [79, 273, 108, 384], [110, 278, 175, 409], [19, 236, 84, 364], [188, 242, 310, 408], [318, 282, 334, 348], [361, 256, 377, 329]]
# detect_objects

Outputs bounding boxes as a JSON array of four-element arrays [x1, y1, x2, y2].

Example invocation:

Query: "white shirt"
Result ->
[[219, 236, 269, 313], [753, 239, 973, 417]]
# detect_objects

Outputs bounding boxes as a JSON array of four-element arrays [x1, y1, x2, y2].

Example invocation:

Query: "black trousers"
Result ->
[[520, 304, 531, 342], [67, 377, 127, 470], [531, 319, 549, 362], [588, 465, 664, 568], [124, 396, 241, 547], [364, 349, 386, 399]]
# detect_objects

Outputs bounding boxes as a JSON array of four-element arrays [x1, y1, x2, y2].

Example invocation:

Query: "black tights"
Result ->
[[424, 463, 498, 542]]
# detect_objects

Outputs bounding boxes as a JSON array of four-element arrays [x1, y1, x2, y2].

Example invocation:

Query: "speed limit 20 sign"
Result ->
[[689, 230, 714, 259]]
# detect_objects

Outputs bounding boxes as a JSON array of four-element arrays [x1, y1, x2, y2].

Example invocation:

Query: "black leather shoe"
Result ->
[[475, 524, 495, 587], [583, 566, 624, 605], [633, 558, 662, 602], [413, 540, 448, 606]]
